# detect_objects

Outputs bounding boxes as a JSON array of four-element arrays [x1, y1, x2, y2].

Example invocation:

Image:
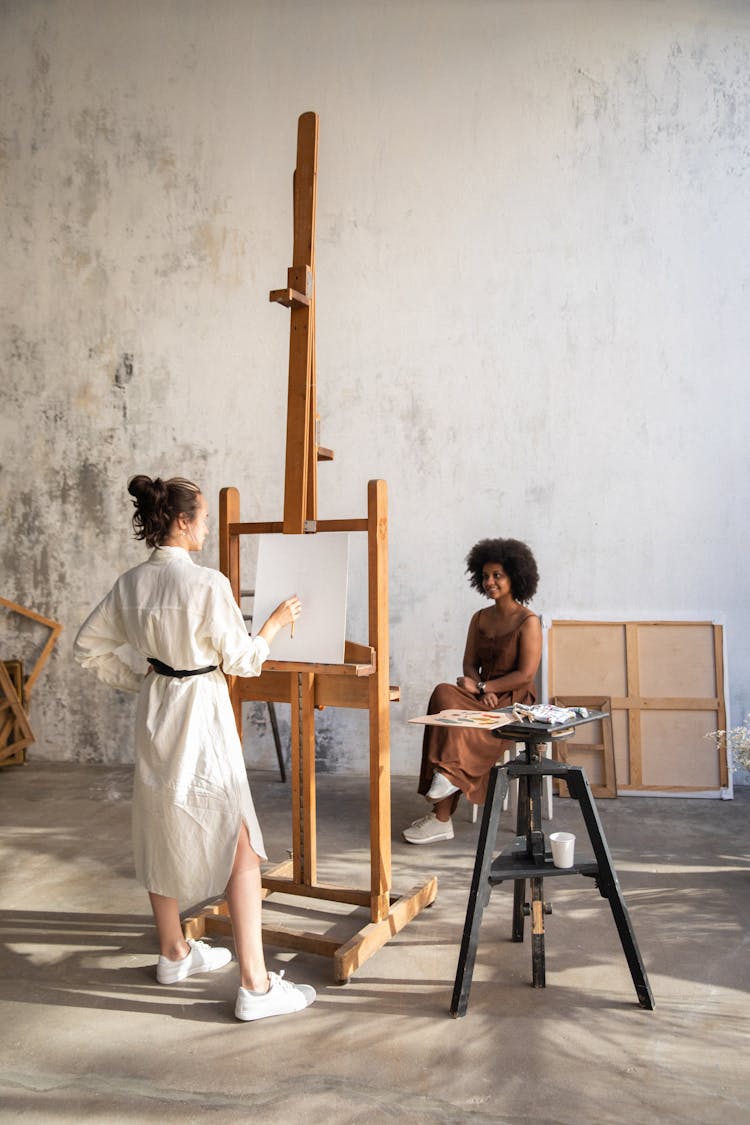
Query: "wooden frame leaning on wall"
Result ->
[[546, 619, 730, 798]]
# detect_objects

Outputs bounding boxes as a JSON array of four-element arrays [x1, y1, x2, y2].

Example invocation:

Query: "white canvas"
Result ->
[[252, 534, 350, 664]]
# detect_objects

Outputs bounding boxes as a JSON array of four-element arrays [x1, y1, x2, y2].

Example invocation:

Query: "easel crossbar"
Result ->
[[230, 518, 369, 536]]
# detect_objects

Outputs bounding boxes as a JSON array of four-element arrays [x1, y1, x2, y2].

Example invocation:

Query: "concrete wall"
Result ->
[[2, 0, 749, 783]]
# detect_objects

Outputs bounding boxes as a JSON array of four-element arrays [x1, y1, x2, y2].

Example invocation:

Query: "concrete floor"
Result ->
[[0, 760, 748, 1124]]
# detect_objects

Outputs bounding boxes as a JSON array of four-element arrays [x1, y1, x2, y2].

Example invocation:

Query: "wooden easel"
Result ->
[[184, 112, 437, 981]]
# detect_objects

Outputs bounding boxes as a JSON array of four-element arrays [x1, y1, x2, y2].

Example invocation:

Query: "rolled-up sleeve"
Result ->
[[74, 594, 145, 694], [209, 576, 271, 678]]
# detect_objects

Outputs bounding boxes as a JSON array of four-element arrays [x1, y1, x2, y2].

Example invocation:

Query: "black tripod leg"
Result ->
[[450, 765, 506, 1017], [511, 759, 530, 942], [566, 767, 655, 1010], [526, 755, 547, 987], [512, 879, 526, 942], [530, 876, 546, 988]]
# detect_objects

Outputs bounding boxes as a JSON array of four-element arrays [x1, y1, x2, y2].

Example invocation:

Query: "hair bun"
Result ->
[[128, 474, 150, 500], [128, 473, 201, 549], [128, 475, 168, 501]]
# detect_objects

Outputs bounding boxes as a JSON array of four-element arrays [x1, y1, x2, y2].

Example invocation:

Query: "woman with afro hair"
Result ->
[[403, 537, 541, 844]]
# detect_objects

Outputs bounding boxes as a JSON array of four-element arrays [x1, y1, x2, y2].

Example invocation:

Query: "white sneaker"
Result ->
[[235, 970, 317, 1021], [426, 771, 460, 800], [402, 812, 454, 844], [156, 938, 232, 984]]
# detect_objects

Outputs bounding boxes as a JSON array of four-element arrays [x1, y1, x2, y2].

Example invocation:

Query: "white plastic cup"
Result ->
[[549, 831, 576, 868]]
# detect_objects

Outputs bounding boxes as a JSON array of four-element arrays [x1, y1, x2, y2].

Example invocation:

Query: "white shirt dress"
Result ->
[[74, 545, 269, 903]]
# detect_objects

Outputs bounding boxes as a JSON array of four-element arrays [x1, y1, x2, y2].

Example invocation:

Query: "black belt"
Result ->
[[147, 658, 217, 678]]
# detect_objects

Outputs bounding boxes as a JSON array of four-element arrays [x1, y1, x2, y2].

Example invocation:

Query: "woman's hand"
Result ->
[[258, 595, 302, 645], [456, 676, 478, 693], [457, 675, 498, 706], [273, 595, 302, 630]]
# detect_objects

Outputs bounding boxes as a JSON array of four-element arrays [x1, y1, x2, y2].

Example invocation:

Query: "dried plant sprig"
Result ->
[[706, 714, 750, 772]]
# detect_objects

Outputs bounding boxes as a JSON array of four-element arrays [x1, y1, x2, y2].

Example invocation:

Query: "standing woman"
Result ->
[[75, 475, 316, 1022], [403, 537, 541, 845]]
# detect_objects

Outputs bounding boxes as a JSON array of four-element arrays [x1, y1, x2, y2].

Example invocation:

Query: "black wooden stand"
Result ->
[[450, 712, 655, 1016]]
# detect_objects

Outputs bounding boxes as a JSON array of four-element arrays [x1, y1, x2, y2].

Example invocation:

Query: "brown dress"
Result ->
[[418, 607, 537, 808]]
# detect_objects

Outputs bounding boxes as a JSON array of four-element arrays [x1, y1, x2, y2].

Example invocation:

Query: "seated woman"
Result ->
[[403, 537, 541, 845]]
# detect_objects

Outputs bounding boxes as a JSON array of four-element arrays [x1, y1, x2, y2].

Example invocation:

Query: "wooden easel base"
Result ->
[[183, 861, 438, 983]]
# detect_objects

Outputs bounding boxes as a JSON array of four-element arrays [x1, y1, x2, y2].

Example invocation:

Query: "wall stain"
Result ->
[[29, 20, 53, 151], [524, 483, 555, 508], [77, 459, 107, 530], [115, 353, 134, 388]]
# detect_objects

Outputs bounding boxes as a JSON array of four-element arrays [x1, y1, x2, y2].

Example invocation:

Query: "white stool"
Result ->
[[470, 742, 553, 823]]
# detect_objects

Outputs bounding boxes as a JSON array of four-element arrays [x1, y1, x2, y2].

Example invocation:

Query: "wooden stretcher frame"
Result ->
[[0, 598, 63, 765], [0, 660, 34, 764], [183, 112, 436, 980], [0, 596, 63, 697], [547, 619, 729, 798], [550, 695, 617, 798]]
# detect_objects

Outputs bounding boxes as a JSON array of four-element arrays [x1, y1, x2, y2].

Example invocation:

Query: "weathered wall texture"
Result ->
[[2, 0, 749, 782]]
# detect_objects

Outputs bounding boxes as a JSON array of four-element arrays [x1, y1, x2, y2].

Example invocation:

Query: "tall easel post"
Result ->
[[269, 111, 323, 533]]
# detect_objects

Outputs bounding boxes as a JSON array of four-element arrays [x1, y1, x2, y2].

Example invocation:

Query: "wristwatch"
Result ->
[[477, 681, 486, 696]]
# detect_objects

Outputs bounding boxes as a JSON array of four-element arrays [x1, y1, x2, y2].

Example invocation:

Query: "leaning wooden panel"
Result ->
[[637, 624, 719, 699], [549, 620, 728, 797], [713, 627, 729, 787], [631, 622, 724, 793], [639, 710, 721, 789], [548, 623, 627, 697]]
